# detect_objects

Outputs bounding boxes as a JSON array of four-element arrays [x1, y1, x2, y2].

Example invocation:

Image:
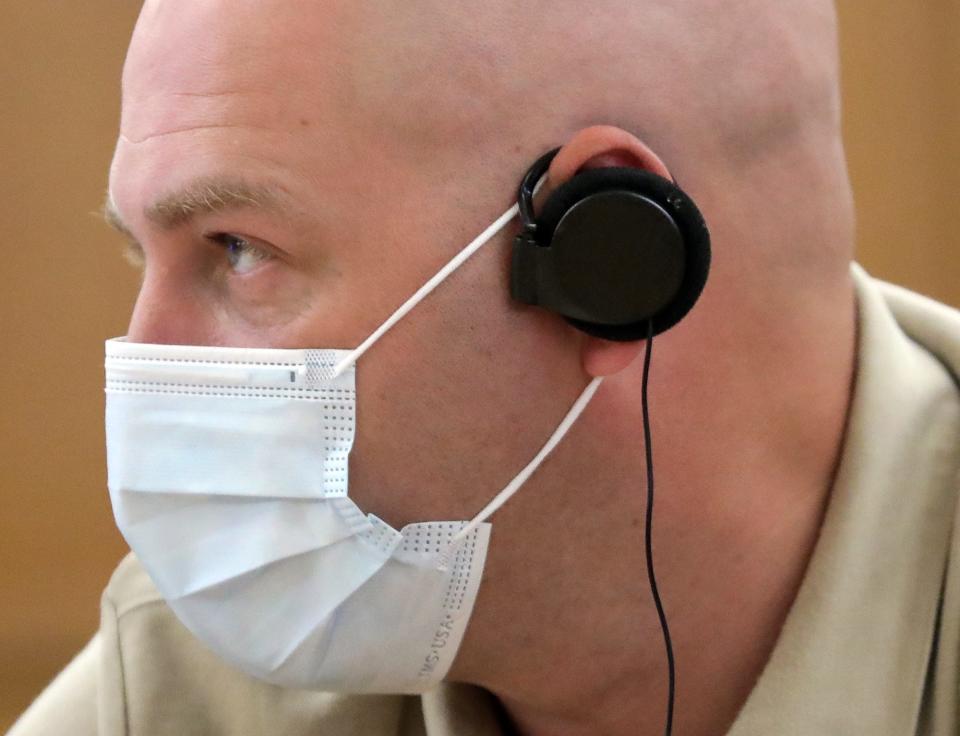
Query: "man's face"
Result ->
[[107, 0, 589, 530], [112, 2, 434, 349]]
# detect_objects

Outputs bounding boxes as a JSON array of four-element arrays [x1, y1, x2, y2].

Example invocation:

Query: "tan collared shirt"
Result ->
[[9, 265, 960, 735]]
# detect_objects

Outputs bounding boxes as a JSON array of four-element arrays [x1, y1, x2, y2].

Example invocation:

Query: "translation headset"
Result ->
[[510, 146, 711, 736], [511, 147, 711, 340]]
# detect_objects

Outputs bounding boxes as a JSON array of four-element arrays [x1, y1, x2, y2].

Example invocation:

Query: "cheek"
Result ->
[[348, 332, 524, 528], [342, 260, 584, 529], [217, 265, 318, 338]]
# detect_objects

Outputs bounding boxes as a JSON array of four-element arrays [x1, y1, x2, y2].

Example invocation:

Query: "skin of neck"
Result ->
[[441, 19, 857, 727], [451, 264, 856, 736], [112, 2, 856, 734], [450, 135, 857, 736], [439, 70, 857, 736]]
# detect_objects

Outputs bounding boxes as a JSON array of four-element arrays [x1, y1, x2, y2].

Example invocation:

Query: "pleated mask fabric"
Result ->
[[105, 340, 491, 693]]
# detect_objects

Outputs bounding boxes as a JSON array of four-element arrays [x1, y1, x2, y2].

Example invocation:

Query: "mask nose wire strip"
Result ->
[[445, 376, 604, 552], [331, 203, 520, 378]]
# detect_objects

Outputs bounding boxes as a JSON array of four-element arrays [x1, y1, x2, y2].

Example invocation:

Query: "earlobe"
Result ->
[[581, 335, 646, 377]]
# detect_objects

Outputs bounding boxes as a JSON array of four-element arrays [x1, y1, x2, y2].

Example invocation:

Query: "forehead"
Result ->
[[120, 0, 516, 151], [110, 1, 403, 229], [119, 2, 350, 143]]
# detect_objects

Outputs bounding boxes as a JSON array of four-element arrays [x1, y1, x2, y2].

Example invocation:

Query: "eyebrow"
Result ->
[[102, 177, 287, 239]]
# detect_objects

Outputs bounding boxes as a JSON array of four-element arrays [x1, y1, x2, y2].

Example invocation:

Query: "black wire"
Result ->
[[641, 319, 675, 736]]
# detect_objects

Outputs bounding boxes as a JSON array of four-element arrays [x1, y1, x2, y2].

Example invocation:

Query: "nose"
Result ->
[[126, 270, 216, 346]]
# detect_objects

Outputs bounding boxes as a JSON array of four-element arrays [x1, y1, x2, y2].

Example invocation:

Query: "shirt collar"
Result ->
[[728, 265, 960, 734]]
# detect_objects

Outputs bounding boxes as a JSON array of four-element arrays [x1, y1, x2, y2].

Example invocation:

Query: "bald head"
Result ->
[[108, 0, 856, 508], [115, 1, 851, 318], [124, 1, 840, 160], [336, 0, 843, 170]]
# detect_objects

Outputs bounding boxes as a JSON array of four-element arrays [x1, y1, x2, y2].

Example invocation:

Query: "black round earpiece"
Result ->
[[511, 148, 711, 341]]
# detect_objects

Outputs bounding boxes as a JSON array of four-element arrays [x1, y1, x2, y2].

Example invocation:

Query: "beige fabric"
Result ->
[[8, 265, 960, 735], [727, 266, 960, 734]]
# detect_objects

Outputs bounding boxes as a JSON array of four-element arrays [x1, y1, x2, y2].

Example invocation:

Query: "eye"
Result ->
[[207, 233, 273, 275]]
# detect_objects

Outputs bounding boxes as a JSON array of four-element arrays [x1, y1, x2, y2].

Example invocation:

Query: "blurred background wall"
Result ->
[[1, 2, 957, 730]]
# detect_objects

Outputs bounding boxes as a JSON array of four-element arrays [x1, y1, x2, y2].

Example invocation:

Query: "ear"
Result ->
[[544, 126, 672, 377], [547, 125, 672, 189]]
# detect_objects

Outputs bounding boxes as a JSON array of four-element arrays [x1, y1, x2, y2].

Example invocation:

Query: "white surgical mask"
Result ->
[[105, 200, 603, 694]]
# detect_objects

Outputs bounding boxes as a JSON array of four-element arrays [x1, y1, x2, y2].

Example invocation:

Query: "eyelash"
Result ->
[[206, 233, 273, 274]]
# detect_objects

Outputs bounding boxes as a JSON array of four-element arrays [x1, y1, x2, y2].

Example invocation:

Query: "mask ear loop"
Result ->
[[331, 203, 519, 378], [438, 375, 604, 569], [331, 176, 550, 379]]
